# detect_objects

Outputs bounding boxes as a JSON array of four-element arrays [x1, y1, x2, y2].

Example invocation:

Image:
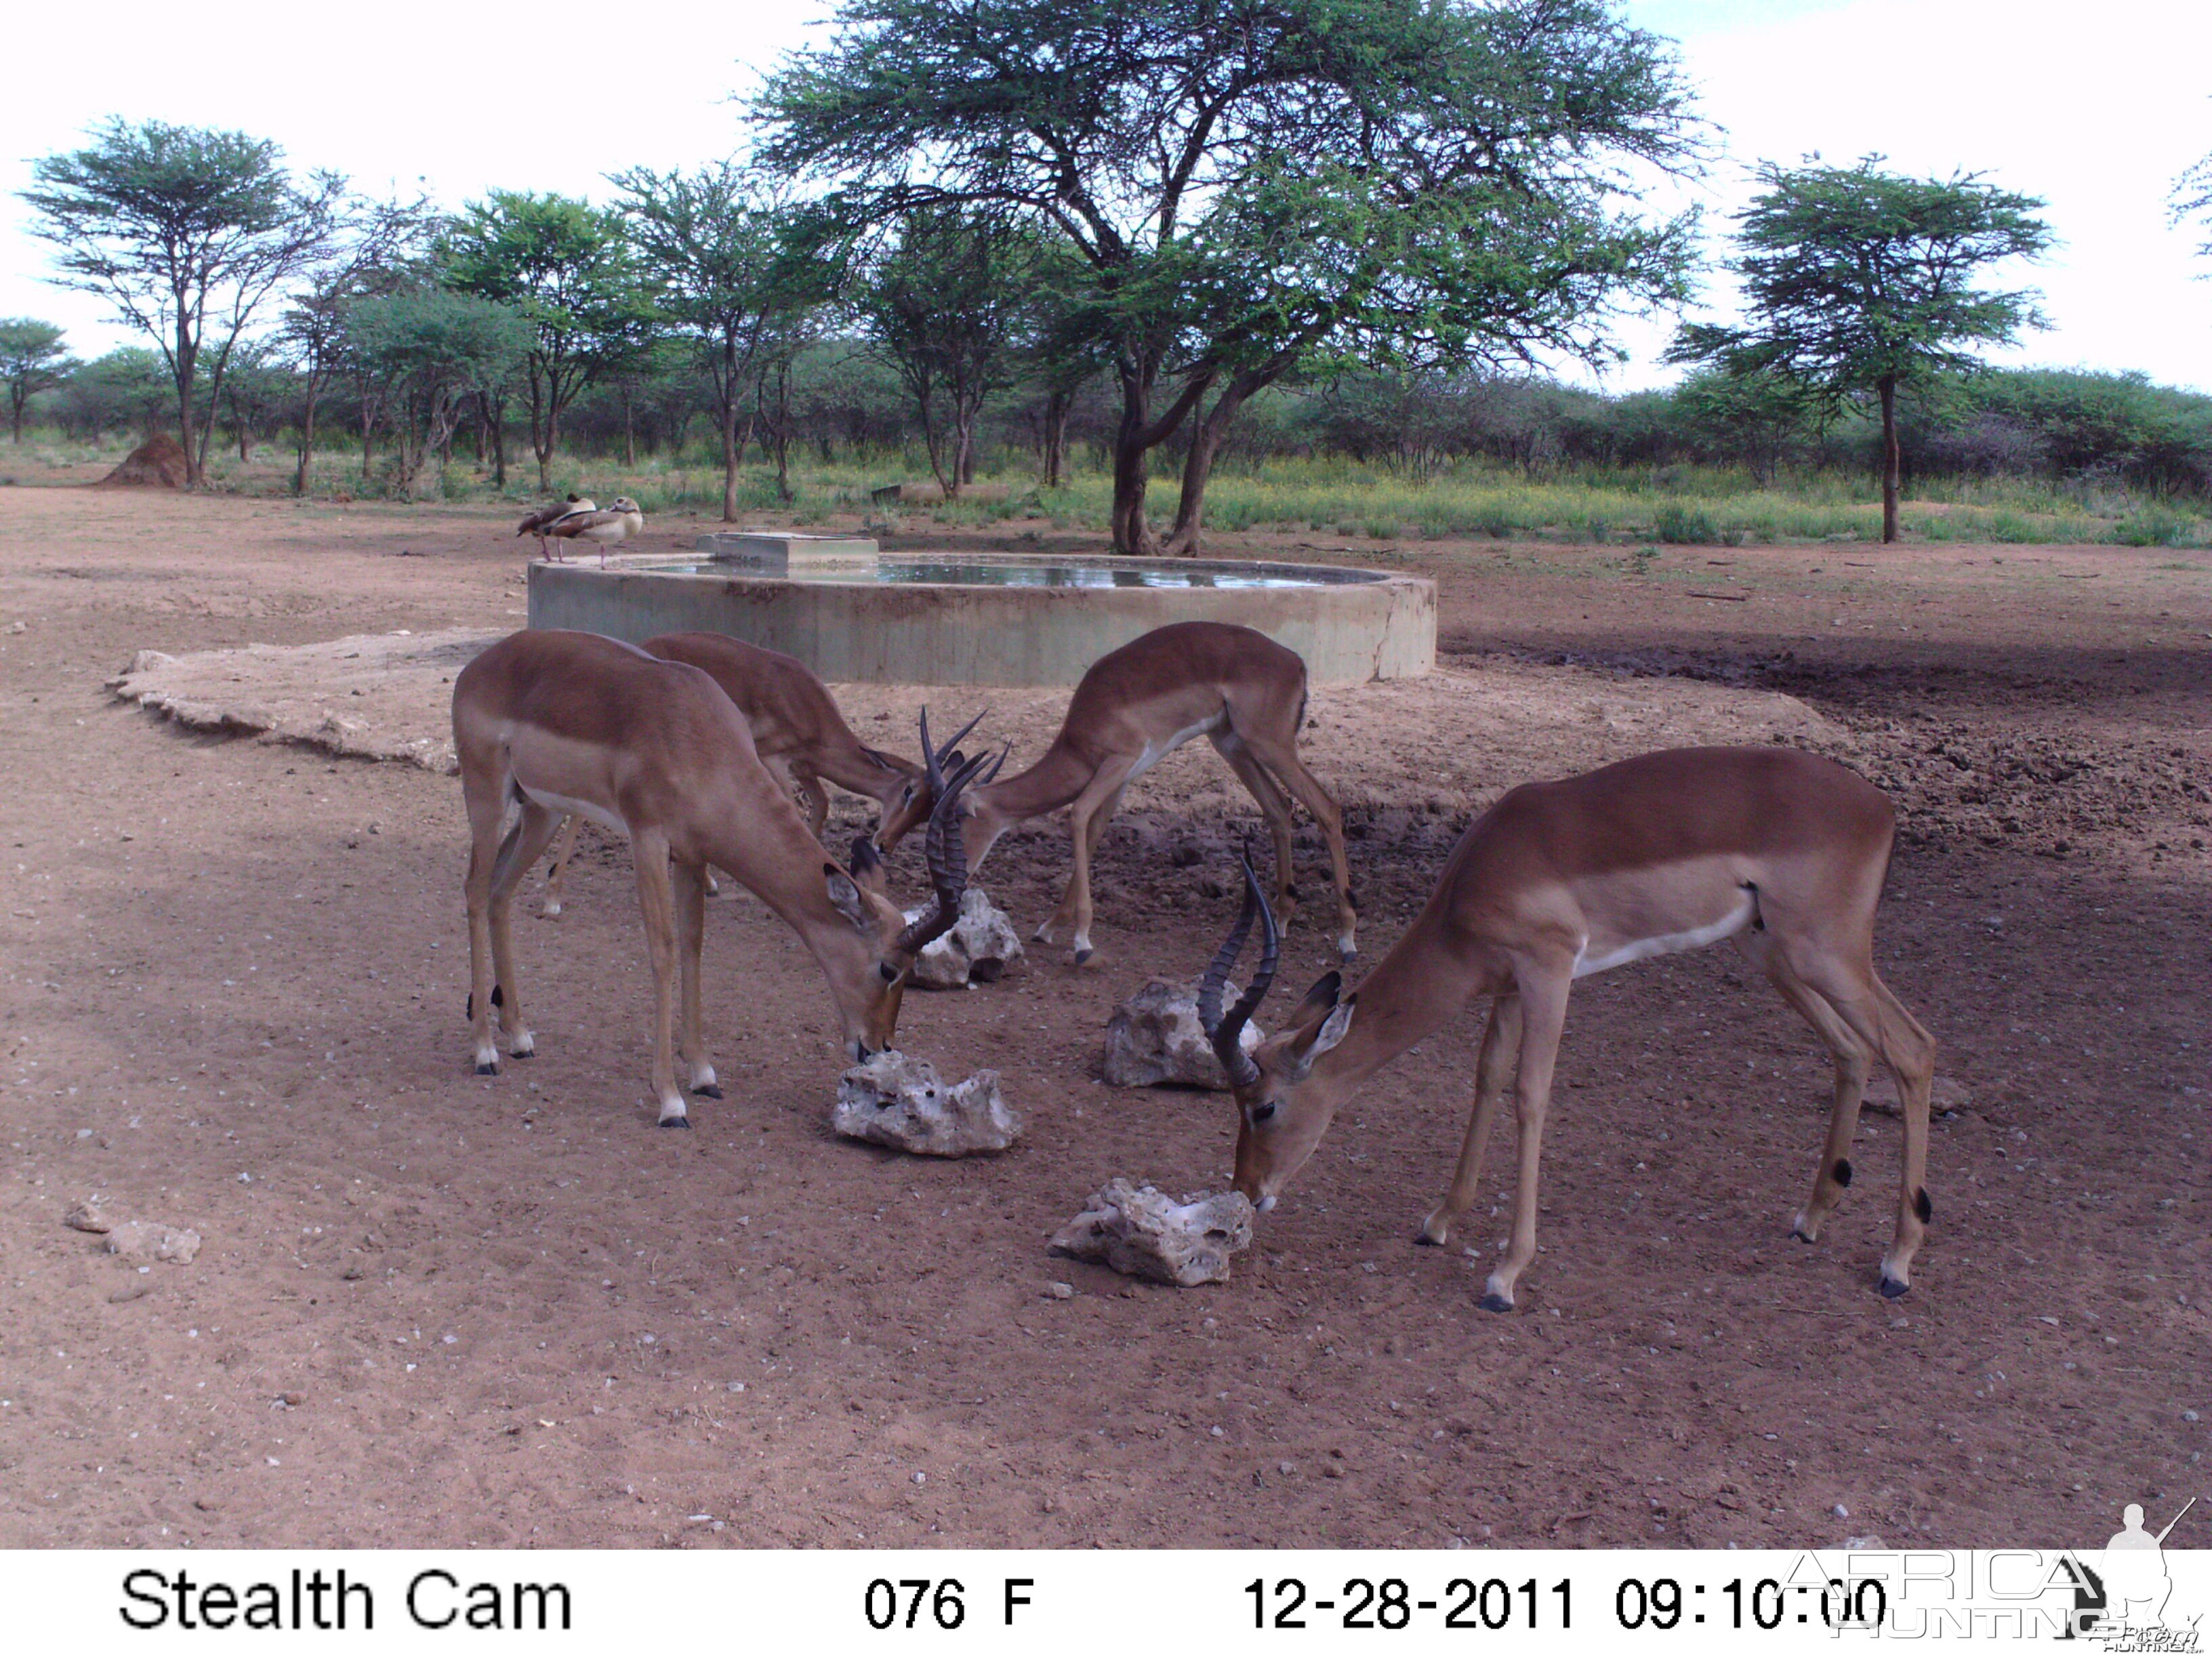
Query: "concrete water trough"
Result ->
[[526, 533, 1435, 687]]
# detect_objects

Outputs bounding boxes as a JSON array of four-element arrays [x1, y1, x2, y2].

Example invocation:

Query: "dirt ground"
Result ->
[[1, 483, 2206, 1551]]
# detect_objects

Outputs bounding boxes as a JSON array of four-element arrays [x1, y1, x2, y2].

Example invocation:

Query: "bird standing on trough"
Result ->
[[544, 497, 644, 567], [516, 495, 593, 562]]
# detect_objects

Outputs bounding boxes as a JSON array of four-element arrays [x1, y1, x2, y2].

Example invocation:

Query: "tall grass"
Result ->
[[14, 426, 2207, 547]]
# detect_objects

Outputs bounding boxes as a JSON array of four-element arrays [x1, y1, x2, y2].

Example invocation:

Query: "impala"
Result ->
[[451, 629, 984, 1126], [1195, 745, 1939, 1308], [539, 632, 950, 916], [878, 620, 1356, 965]]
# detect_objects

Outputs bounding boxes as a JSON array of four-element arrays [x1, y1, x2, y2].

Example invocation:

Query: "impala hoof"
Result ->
[[475, 1061, 499, 1077], [1877, 1274, 1909, 1299], [1071, 947, 1094, 967], [1790, 1226, 1816, 1244], [657, 1113, 691, 1130], [692, 1083, 724, 1100], [1477, 1292, 1514, 1315]]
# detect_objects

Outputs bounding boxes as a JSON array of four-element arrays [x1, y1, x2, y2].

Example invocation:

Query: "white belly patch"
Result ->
[[1126, 714, 1223, 785], [1572, 890, 1757, 979], [520, 786, 628, 836]]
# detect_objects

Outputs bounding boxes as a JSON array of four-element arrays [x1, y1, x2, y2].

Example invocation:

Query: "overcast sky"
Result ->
[[3, 0, 2207, 391]]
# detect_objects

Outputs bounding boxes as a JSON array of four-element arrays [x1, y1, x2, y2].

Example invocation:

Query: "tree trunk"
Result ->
[[720, 388, 739, 523], [1878, 375, 1901, 545], [237, 419, 251, 464], [11, 390, 26, 444], [172, 327, 201, 489], [621, 385, 636, 468], [486, 391, 508, 490], [294, 381, 321, 497], [1042, 389, 1070, 489], [1160, 377, 1256, 556]]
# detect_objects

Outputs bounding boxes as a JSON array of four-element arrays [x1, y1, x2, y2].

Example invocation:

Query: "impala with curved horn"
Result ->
[[1196, 745, 1940, 1309], [538, 634, 961, 916], [451, 629, 984, 1127], [876, 621, 1355, 965]]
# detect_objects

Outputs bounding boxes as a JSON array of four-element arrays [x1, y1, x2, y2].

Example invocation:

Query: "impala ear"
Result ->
[[1289, 970, 1343, 1025], [824, 863, 872, 931], [1284, 992, 1356, 1081]]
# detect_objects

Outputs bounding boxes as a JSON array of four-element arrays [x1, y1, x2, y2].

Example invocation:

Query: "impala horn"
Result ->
[[1197, 842, 1278, 1090], [917, 705, 985, 798], [894, 744, 994, 957]]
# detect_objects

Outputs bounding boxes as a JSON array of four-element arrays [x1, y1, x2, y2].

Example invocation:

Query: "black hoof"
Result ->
[[657, 1116, 692, 1130], [1414, 1230, 1443, 1248], [692, 1083, 723, 1100], [508, 1048, 533, 1061], [1790, 1227, 1816, 1244], [1338, 947, 1358, 964], [1877, 1275, 1909, 1299], [1477, 1292, 1514, 1315], [475, 1061, 499, 1077], [1072, 947, 1094, 966]]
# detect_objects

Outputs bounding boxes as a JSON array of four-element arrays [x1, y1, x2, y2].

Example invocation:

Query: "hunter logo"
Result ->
[[2062, 1498, 2203, 1649]]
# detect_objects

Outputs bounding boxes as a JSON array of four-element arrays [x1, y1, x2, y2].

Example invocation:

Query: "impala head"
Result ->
[[874, 705, 986, 853], [818, 714, 996, 1059], [1198, 851, 1359, 1212]]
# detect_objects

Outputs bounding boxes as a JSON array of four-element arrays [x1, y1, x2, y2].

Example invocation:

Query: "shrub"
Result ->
[[1654, 502, 1719, 544]]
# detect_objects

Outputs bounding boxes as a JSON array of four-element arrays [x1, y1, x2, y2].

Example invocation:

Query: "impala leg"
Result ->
[[1480, 970, 1572, 1313], [487, 800, 560, 1059], [630, 829, 689, 1128], [1798, 964, 1937, 1296], [543, 815, 580, 917], [1212, 734, 1300, 921], [672, 859, 720, 1099], [462, 776, 509, 1076], [1038, 760, 1136, 962], [795, 766, 830, 841], [1419, 994, 1523, 1247], [1245, 738, 1357, 960], [1736, 930, 1873, 1245]]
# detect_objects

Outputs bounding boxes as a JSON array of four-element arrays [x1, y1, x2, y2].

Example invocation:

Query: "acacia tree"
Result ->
[[2173, 146, 2212, 264], [0, 319, 78, 443], [279, 195, 434, 494], [854, 209, 1035, 496], [344, 291, 530, 499], [441, 192, 651, 491], [20, 119, 344, 485], [610, 163, 791, 519], [761, 0, 1700, 552], [1669, 157, 2050, 543]]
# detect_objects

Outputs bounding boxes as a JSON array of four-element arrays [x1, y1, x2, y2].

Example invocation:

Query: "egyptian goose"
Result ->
[[544, 497, 644, 567], [517, 495, 594, 561]]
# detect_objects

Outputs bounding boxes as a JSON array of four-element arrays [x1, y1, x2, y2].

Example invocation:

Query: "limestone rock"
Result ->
[[832, 1050, 1021, 1156], [901, 886, 1023, 990], [1101, 979, 1262, 1090], [1049, 1179, 1255, 1286], [104, 1221, 201, 1265], [63, 1197, 113, 1234]]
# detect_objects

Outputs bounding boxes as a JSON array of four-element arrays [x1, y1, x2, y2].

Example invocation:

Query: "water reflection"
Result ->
[[628, 558, 1373, 590]]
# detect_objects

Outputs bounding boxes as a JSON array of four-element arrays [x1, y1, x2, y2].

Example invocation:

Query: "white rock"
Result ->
[[901, 886, 1024, 990], [1101, 980, 1262, 1090], [104, 1221, 201, 1265], [832, 1050, 1021, 1156], [63, 1197, 113, 1234], [1050, 1179, 1255, 1286]]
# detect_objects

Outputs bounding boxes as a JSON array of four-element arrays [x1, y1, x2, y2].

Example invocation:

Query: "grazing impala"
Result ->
[[1195, 745, 1938, 1309], [451, 629, 984, 1126], [878, 621, 1355, 965], [539, 632, 946, 916]]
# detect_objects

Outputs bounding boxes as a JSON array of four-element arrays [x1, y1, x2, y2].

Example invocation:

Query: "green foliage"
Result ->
[[1670, 157, 2051, 404], [19, 117, 346, 481], [762, 0, 1706, 548], [0, 318, 79, 441], [344, 290, 531, 495], [1653, 501, 1719, 544], [439, 190, 653, 484]]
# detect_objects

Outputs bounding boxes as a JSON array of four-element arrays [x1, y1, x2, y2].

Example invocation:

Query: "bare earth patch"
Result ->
[[1, 484, 2206, 1552]]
